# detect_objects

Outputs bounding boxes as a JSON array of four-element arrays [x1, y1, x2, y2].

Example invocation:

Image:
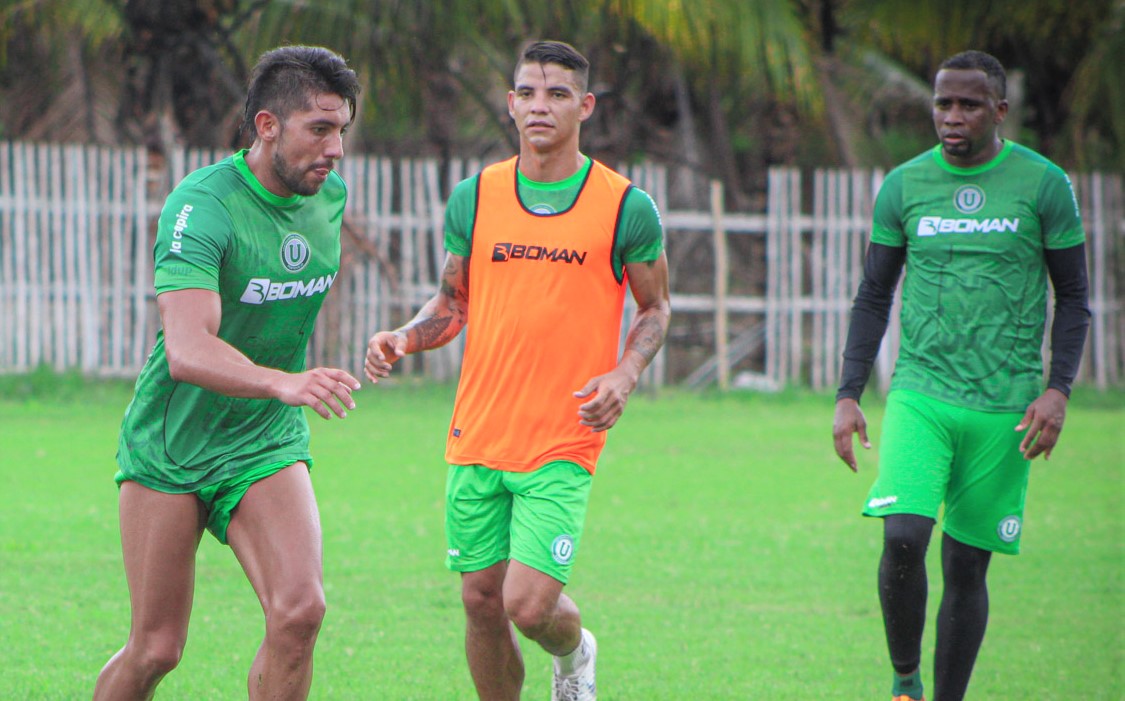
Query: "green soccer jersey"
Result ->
[[443, 156, 665, 274], [872, 141, 1085, 411], [116, 150, 345, 493]]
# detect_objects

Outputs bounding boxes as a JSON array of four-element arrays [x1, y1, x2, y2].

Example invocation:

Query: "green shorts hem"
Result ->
[[448, 555, 507, 574], [943, 523, 1020, 556], [445, 461, 592, 584], [115, 460, 308, 545]]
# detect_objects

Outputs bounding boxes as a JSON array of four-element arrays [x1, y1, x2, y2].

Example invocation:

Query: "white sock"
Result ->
[[554, 633, 587, 674]]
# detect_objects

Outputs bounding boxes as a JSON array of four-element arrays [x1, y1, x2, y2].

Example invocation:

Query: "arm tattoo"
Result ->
[[399, 255, 469, 351], [624, 313, 668, 365], [410, 317, 455, 349]]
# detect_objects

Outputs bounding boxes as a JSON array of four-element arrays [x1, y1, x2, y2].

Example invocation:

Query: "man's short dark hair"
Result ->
[[939, 50, 1007, 99], [515, 40, 590, 93], [241, 45, 361, 140]]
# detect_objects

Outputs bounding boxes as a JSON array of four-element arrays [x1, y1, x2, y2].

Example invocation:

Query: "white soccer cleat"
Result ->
[[552, 628, 597, 701]]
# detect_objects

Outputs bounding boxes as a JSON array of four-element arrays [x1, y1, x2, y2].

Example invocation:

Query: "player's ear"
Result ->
[[578, 92, 595, 123], [994, 99, 1009, 125], [254, 110, 281, 142]]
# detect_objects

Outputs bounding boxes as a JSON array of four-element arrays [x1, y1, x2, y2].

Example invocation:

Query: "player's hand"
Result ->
[[365, 331, 407, 383], [275, 367, 361, 420], [833, 397, 870, 473], [1015, 388, 1068, 460], [574, 368, 637, 433]]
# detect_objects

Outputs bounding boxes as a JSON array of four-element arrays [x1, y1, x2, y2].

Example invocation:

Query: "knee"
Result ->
[[883, 514, 934, 565], [131, 634, 187, 679], [462, 580, 505, 623], [266, 589, 326, 645], [504, 590, 553, 639], [943, 537, 991, 591]]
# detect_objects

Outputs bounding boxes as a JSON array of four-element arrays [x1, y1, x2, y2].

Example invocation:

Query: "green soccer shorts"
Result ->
[[863, 389, 1031, 554], [445, 461, 593, 583], [115, 459, 301, 545]]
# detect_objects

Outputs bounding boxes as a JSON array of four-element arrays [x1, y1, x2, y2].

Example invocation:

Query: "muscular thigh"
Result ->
[[227, 462, 323, 601], [117, 481, 207, 633]]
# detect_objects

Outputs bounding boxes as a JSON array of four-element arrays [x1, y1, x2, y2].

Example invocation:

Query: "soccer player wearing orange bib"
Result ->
[[366, 41, 670, 701]]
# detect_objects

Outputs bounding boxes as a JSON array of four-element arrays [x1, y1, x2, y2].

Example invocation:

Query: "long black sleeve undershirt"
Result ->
[[1043, 243, 1091, 397], [835, 242, 905, 403], [835, 242, 1092, 403]]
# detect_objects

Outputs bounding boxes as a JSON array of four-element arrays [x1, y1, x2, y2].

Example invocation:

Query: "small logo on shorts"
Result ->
[[867, 495, 898, 509], [447, 548, 460, 558], [997, 516, 1021, 543], [551, 535, 575, 565]]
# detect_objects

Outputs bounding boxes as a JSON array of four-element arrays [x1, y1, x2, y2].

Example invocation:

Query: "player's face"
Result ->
[[932, 68, 1008, 168], [272, 92, 351, 196], [508, 62, 594, 154]]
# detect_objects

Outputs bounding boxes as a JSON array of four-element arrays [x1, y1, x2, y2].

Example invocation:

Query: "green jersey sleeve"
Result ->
[[153, 186, 233, 295], [617, 187, 665, 264], [443, 175, 479, 257], [1039, 165, 1085, 249], [870, 168, 907, 247]]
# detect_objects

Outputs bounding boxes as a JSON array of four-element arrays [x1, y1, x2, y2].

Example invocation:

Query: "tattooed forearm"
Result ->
[[397, 254, 470, 352], [624, 310, 669, 365], [406, 316, 455, 350], [442, 256, 470, 304]]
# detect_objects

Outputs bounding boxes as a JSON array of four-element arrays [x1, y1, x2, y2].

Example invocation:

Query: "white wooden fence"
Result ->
[[1, 141, 1122, 392]]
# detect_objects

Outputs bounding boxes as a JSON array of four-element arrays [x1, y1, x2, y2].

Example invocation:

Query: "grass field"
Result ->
[[0, 372, 1121, 700]]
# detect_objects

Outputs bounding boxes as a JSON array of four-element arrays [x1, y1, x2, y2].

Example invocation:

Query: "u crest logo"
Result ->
[[997, 515, 1021, 543], [953, 185, 986, 214], [551, 534, 575, 565]]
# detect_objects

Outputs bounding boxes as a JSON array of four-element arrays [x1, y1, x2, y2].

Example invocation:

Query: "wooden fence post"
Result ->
[[711, 179, 729, 390]]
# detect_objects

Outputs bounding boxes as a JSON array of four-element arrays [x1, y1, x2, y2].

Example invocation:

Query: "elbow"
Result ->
[[164, 345, 193, 383]]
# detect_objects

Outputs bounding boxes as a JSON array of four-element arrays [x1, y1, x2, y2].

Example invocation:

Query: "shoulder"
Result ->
[[622, 187, 661, 225], [886, 147, 937, 181], [175, 156, 242, 196], [448, 173, 481, 205], [1002, 142, 1073, 181], [589, 159, 633, 191], [322, 169, 347, 200], [165, 157, 248, 218], [480, 156, 518, 182], [1006, 142, 1055, 167], [163, 176, 228, 222], [1004, 143, 1076, 196]]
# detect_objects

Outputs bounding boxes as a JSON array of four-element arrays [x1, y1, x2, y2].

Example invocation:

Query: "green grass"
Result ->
[[1, 375, 1121, 700]]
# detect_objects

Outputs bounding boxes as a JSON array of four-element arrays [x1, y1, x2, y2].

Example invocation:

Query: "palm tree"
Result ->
[[115, 0, 254, 153], [0, 0, 1118, 174], [840, 0, 1123, 168], [0, 0, 123, 142]]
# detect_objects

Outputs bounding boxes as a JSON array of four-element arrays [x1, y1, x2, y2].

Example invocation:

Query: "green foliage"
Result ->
[[0, 0, 1118, 180], [845, 0, 1122, 169], [0, 0, 123, 62], [1, 380, 1121, 698]]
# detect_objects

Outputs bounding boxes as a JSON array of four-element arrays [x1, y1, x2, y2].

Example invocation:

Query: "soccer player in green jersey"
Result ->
[[832, 51, 1090, 701], [93, 46, 361, 701]]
